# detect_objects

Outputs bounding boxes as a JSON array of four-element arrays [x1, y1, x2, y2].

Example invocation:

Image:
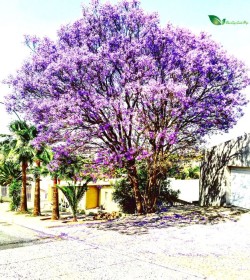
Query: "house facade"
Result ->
[[29, 178, 121, 213], [78, 180, 120, 212], [200, 133, 250, 209]]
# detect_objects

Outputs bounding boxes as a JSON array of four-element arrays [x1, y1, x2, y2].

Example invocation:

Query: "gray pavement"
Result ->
[[0, 221, 40, 249], [0, 202, 250, 279]]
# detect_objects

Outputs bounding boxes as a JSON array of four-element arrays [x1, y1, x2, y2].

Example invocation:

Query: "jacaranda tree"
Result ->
[[5, 0, 249, 213]]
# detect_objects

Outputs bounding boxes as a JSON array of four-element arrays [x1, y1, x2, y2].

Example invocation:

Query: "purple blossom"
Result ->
[[3, 0, 250, 211]]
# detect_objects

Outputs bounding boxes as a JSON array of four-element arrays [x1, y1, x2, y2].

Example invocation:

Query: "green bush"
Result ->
[[9, 180, 21, 211], [88, 211, 96, 216], [113, 165, 180, 214], [113, 179, 136, 214]]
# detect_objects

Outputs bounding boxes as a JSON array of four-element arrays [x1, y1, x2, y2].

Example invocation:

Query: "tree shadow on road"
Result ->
[[85, 206, 249, 235]]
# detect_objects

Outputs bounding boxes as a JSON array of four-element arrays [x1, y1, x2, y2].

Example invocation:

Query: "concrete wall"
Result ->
[[99, 186, 120, 212], [27, 177, 53, 210], [0, 185, 9, 201], [170, 179, 199, 203], [200, 133, 250, 206]]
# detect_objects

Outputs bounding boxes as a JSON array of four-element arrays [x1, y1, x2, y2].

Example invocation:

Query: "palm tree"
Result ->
[[32, 159, 41, 216], [31, 148, 52, 216], [0, 160, 22, 187], [0, 160, 22, 210], [29, 148, 59, 219], [51, 175, 60, 220], [55, 155, 91, 221], [38, 164, 60, 220], [57, 178, 91, 221], [0, 120, 37, 213], [10, 121, 37, 213]]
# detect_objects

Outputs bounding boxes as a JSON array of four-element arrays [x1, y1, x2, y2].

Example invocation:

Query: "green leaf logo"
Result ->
[[208, 15, 226, 25]]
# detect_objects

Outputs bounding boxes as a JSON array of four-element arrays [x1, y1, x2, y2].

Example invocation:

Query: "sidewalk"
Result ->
[[0, 202, 69, 234]]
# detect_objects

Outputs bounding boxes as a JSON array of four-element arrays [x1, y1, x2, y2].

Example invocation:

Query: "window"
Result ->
[[105, 192, 108, 201], [1, 186, 7, 197]]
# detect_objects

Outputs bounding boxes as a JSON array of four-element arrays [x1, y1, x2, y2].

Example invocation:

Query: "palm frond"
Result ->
[[0, 160, 22, 186], [57, 177, 91, 215]]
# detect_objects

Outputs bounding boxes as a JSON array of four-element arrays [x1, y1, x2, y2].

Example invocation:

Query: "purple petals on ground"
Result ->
[[86, 206, 248, 235]]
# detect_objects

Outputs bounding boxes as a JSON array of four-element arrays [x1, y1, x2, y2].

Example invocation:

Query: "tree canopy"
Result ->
[[5, 0, 249, 212]]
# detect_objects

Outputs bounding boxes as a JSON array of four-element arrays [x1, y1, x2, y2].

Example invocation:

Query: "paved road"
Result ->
[[0, 203, 250, 280], [0, 219, 52, 250], [0, 214, 250, 279]]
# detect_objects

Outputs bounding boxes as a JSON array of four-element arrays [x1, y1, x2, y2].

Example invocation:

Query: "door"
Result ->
[[231, 168, 250, 209], [86, 186, 99, 209]]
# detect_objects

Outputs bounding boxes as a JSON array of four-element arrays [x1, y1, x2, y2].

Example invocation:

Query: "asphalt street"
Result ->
[[0, 204, 250, 280]]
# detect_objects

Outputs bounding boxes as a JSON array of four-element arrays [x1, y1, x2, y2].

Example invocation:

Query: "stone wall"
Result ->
[[200, 133, 250, 206]]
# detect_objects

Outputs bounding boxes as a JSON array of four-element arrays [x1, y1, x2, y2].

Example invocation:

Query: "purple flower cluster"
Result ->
[[4, 0, 249, 172]]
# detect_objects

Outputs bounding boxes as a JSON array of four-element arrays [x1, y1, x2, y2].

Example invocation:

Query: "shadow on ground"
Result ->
[[85, 206, 249, 235]]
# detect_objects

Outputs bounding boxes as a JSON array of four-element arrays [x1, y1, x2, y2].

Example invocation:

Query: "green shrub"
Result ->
[[88, 211, 95, 216], [9, 180, 21, 211], [78, 209, 85, 214], [113, 179, 136, 214], [113, 165, 180, 214]]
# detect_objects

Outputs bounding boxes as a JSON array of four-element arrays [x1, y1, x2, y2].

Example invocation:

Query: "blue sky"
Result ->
[[0, 0, 250, 146]]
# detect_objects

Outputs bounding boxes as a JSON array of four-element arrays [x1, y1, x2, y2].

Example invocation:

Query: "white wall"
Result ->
[[100, 186, 120, 212], [169, 178, 199, 203]]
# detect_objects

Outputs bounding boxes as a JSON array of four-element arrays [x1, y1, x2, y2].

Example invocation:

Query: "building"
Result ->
[[28, 177, 121, 213], [200, 133, 250, 209]]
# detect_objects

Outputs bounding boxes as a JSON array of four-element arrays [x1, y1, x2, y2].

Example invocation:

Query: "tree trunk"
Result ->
[[20, 161, 28, 213], [72, 213, 77, 222], [51, 176, 59, 220], [33, 160, 41, 216], [145, 174, 158, 213], [127, 164, 143, 214], [72, 201, 77, 222], [143, 154, 164, 213]]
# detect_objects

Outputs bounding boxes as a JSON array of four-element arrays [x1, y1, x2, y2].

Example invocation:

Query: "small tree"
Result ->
[[48, 154, 91, 221], [113, 164, 179, 214], [9, 180, 22, 211], [57, 178, 91, 221], [113, 179, 136, 214]]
